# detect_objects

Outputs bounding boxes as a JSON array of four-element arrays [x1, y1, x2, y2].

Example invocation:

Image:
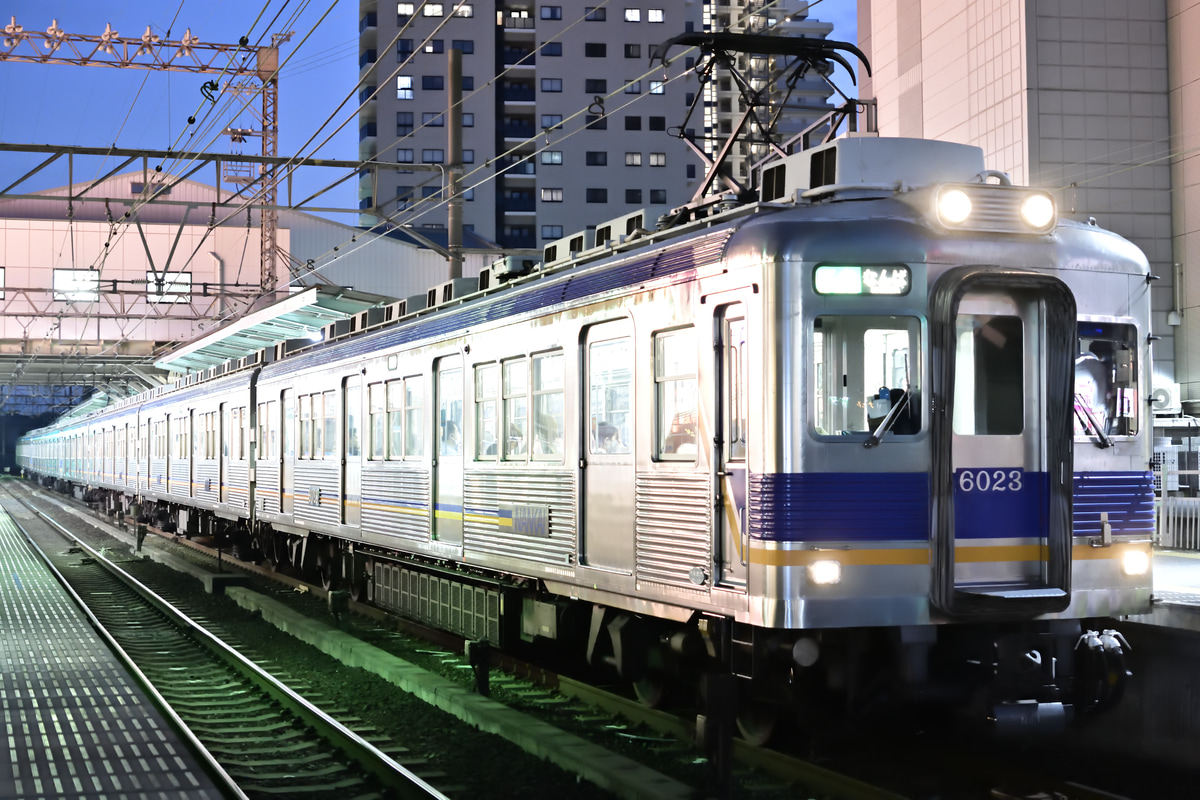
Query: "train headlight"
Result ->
[[808, 559, 842, 586], [1121, 549, 1150, 577], [936, 188, 972, 226], [1019, 193, 1056, 231]]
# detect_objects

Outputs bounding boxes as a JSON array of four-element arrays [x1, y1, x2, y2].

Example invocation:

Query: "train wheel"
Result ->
[[735, 696, 778, 746], [633, 672, 670, 708]]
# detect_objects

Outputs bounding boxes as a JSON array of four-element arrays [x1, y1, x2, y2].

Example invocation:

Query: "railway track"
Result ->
[[0, 483, 446, 800], [13, 479, 1161, 800]]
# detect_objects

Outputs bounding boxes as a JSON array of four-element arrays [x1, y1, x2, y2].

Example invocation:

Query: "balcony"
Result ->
[[501, 48, 535, 68], [359, 12, 377, 32], [501, 122, 535, 140], [502, 86, 536, 103], [359, 49, 377, 69], [503, 15, 536, 31], [359, 122, 377, 142]]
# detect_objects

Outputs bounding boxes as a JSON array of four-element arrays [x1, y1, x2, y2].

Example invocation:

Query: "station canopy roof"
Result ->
[[154, 285, 394, 374]]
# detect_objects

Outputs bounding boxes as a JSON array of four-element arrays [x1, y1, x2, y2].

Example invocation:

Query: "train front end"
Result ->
[[733, 136, 1155, 725]]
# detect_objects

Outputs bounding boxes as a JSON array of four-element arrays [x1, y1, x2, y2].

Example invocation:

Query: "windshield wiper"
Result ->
[[1073, 394, 1112, 449], [864, 390, 912, 449]]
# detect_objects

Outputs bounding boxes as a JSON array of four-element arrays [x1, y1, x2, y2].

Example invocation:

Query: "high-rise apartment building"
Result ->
[[357, 1, 835, 251]]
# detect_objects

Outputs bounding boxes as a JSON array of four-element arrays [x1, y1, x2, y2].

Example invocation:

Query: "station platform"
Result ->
[[0, 497, 230, 799], [1133, 550, 1200, 632]]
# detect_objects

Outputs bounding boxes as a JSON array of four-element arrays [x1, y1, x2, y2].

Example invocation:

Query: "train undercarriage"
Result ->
[[61, 479, 1132, 744]]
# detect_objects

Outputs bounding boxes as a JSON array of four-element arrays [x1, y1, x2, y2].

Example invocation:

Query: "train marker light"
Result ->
[[936, 187, 972, 225], [809, 559, 842, 585], [1121, 549, 1150, 577], [1020, 193, 1056, 231]]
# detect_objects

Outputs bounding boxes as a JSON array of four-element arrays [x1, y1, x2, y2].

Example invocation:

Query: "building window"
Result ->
[[586, 115, 607, 130], [625, 80, 641, 94], [586, 188, 607, 203], [397, 148, 414, 163], [147, 271, 191, 304], [686, 163, 696, 179], [53, 269, 99, 302], [650, 152, 666, 166], [422, 149, 445, 163], [396, 186, 414, 210], [397, 111, 413, 135], [625, 8, 641, 21], [541, 41, 562, 56], [624, 43, 640, 58], [397, 39, 414, 58], [584, 79, 607, 94], [650, 80, 665, 94], [625, 189, 642, 204], [424, 3, 444, 16], [423, 75, 444, 90], [542, 225, 563, 239], [541, 150, 563, 164], [396, 76, 413, 100], [585, 7, 606, 21], [424, 39, 444, 54], [625, 116, 641, 131], [463, 112, 474, 127], [650, 189, 667, 204], [625, 152, 641, 166], [649, 116, 665, 131], [423, 112, 444, 126], [422, 186, 440, 199], [585, 43, 606, 57], [462, 149, 474, 164], [648, 8, 665, 22], [541, 5, 562, 19], [541, 114, 563, 129], [451, 39, 474, 54], [585, 151, 607, 166], [397, 2, 414, 16], [541, 78, 562, 92], [462, 76, 474, 90], [454, 3, 474, 17], [541, 188, 564, 202]]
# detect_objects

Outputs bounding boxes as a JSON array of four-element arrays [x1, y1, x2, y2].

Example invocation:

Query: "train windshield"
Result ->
[[813, 315, 921, 437], [1074, 322, 1139, 439]]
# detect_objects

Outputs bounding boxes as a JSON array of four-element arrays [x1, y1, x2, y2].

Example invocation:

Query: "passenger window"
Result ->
[[322, 391, 337, 459], [387, 381, 405, 459], [300, 395, 312, 458], [813, 315, 921, 437], [589, 337, 632, 454], [476, 364, 499, 459], [504, 359, 529, 459], [1075, 322, 1139, 438], [655, 328, 697, 459], [533, 352, 564, 458], [404, 377, 424, 458], [369, 383, 386, 460], [345, 383, 361, 458], [439, 369, 463, 456]]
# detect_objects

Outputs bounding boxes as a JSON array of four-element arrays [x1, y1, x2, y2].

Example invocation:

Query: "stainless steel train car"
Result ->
[[18, 133, 1155, 739]]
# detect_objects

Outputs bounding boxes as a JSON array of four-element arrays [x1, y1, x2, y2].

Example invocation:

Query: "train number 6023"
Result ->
[[957, 469, 1023, 493]]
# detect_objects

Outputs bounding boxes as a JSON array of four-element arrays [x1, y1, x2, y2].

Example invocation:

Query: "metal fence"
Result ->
[[1155, 464, 1200, 550]]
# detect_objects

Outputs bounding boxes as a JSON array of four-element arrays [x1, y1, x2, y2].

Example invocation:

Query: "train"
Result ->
[[17, 36, 1156, 740]]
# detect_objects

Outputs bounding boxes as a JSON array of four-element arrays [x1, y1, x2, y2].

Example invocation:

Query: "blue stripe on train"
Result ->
[[746, 470, 1154, 542]]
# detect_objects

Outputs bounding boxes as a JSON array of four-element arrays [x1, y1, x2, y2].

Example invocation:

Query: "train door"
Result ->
[[343, 377, 362, 525], [582, 320, 635, 573], [219, 402, 229, 504], [715, 303, 749, 589], [282, 389, 295, 514], [931, 269, 1075, 616], [433, 358, 464, 547]]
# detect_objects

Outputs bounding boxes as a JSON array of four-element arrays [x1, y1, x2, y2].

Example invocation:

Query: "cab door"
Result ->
[[931, 268, 1076, 617], [715, 302, 749, 589]]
